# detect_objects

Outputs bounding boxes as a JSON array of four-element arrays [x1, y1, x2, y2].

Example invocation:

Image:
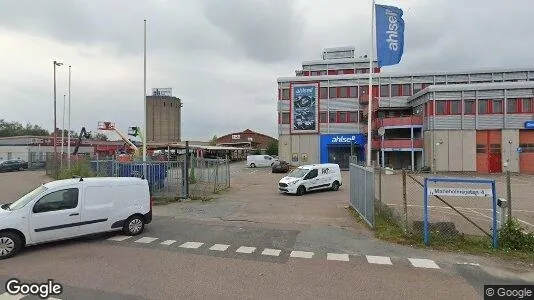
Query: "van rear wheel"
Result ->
[[250, 163, 256, 168], [123, 215, 145, 236], [0, 232, 22, 260]]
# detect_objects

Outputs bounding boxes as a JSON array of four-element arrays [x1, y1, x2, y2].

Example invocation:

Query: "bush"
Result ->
[[55, 159, 95, 180], [499, 217, 534, 252]]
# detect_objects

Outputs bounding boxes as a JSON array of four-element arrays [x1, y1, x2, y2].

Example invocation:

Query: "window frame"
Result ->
[[464, 100, 476, 115], [281, 112, 290, 124], [281, 89, 290, 100], [449, 101, 461, 115]]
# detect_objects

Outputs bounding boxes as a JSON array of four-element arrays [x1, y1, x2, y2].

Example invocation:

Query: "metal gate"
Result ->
[[349, 162, 375, 227]]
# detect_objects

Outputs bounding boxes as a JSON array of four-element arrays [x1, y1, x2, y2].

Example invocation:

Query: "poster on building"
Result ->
[[290, 83, 319, 134]]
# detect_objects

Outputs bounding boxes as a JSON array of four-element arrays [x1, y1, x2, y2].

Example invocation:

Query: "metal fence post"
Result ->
[[378, 166, 382, 210], [506, 170, 512, 222], [214, 161, 219, 193], [185, 141, 190, 198], [402, 169, 407, 232]]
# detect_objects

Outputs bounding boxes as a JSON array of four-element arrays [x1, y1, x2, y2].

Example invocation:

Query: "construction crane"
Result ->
[[72, 127, 92, 155], [97, 122, 140, 157]]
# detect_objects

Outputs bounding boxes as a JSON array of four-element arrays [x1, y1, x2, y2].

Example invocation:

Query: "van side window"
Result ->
[[33, 188, 79, 213], [305, 169, 319, 180], [264, 156, 271, 160]]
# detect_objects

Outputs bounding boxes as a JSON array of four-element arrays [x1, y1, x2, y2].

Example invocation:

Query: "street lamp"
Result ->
[[61, 94, 66, 168], [53, 60, 63, 162], [67, 65, 72, 169]]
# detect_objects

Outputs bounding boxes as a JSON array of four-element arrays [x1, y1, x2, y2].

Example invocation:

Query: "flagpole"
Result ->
[[366, 0, 375, 167], [143, 19, 147, 178]]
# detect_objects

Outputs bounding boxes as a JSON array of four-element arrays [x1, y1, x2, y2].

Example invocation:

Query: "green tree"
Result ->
[[209, 135, 218, 146], [266, 140, 278, 156], [93, 133, 108, 141], [0, 119, 49, 137]]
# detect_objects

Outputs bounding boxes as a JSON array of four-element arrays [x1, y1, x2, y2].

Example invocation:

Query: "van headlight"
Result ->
[[289, 180, 298, 185]]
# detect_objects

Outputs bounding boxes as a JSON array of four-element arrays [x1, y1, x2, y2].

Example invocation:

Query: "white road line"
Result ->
[[107, 235, 132, 241], [327, 253, 350, 261], [209, 244, 230, 251], [408, 258, 440, 269], [236, 246, 256, 254], [290, 251, 314, 259], [261, 248, 281, 256], [161, 240, 176, 246], [0, 292, 25, 299], [134, 237, 158, 244], [179, 242, 204, 249], [366, 255, 392, 265]]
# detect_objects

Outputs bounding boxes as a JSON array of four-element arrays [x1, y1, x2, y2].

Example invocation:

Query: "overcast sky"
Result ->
[[1, 0, 533, 141]]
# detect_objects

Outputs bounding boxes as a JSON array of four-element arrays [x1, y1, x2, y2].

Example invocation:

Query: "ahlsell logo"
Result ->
[[331, 135, 356, 143], [385, 9, 400, 51], [295, 87, 314, 95]]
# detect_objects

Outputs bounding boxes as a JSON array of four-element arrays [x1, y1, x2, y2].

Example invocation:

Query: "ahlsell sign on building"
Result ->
[[290, 83, 319, 134]]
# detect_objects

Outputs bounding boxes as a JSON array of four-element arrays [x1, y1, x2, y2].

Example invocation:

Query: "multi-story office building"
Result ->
[[276, 46, 534, 173]]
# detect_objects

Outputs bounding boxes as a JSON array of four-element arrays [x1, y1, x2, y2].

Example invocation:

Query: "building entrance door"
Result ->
[[327, 145, 353, 170], [488, 152, 502, 173]]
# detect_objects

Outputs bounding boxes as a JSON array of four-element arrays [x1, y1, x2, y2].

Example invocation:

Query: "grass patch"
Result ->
[[346, 205, 534, 263]]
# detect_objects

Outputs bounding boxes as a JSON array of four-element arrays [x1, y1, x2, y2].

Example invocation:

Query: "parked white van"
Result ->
[[0, 177, 153, 259], [278, 163, 342, 196], [247, 155, 278, 168]]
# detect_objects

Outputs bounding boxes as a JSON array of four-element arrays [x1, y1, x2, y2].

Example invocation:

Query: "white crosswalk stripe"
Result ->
[[107, 235, 132, 241], [179, 242, 204, 249], [134, 237, 158, 244], [366, 255, 393, 265], [0, 292, 24, 300], [236, 246, 256, 254], [209, 244, 230, 251], [261, 248, 281, 256], [161, 240, 177, 246], [408, 258, 440, 269], [327, 253, 350, 261], [290, 251, 314, 259]]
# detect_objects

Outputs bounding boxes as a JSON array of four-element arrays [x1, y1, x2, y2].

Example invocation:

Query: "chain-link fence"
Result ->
[[189, 157, 231, 199]]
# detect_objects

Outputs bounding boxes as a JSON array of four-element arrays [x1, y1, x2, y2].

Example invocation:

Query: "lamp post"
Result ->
[[67, 65, 72, 169], [61, 94, 66, 168], [53, 60, 63, 162]]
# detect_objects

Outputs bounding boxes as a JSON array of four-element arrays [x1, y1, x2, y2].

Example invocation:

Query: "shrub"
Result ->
[[499, 217, 534, 252], [55, 159, 95, 180]]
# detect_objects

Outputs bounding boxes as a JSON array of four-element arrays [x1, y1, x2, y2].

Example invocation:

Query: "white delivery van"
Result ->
[[0, 177, 153, 259], [278, 163, 342, 196], [247, 155, 278, 168]]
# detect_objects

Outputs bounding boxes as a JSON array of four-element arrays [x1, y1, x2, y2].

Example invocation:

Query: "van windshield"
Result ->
[[6, 185, 48, 211], [287, 168, 309, 178]]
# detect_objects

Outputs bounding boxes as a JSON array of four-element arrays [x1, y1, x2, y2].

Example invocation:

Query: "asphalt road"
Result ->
[[0, 167, 533, 299]]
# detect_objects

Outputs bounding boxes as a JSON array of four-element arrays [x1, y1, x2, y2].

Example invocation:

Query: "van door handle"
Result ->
[[69, 213, 79, 216]]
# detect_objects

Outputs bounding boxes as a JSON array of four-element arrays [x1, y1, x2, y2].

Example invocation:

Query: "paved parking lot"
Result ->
[[0, 170, 51, 204]]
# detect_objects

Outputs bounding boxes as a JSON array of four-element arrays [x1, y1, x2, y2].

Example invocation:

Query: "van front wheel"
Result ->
[[123, 215, 145, 236], [331, 181, 340, 191], [0, 232, 22, 260], [296, 186, 306, 196], [250, 163, 256, 168]]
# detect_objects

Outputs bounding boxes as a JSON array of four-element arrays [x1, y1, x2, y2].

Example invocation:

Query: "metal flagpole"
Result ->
[[67, 65, 71, 169], [61, 94, 66, 168], [143, 19, 147, 178], [366, 0, 375, 167]]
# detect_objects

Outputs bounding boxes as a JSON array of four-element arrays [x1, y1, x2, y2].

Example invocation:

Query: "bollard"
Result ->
[[497, 198, 508, 230]]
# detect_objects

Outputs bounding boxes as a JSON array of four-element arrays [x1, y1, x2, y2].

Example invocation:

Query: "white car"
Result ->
[[247, 155, 278, 168], [278, 163, 342, 196], [0, 177, 153, 259]]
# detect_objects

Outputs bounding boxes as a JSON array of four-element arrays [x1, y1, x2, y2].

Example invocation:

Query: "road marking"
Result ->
[[408, 258, 440, 269], [0, 292, 42, 299], [161, 240, 176, 246], [134, 237, 158, 244], [107, 235, 132, 241], [366, 255, 392, 265], [290, 251, 314, 259], [261, 248, 281, 256], [327, 253, 350, 261], [236, 246, 256, 254], [209, 244, 230, 251], [179, 242, 204, 249]]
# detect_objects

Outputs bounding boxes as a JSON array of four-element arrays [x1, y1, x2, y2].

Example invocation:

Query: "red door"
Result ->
[[488, 153, 502, 173]]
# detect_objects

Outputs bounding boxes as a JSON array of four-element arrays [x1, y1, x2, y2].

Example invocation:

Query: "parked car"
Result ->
[[0, 159, 28, 172], [272, 160, 290, 173], [278, 163, 342, 196], [246, 155, 278, 168], [0, 177, 153, 259]]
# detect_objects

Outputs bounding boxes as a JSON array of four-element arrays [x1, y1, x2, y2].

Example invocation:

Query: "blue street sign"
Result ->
[[517, 147, 523, 153], [524, 121, 534, 129]]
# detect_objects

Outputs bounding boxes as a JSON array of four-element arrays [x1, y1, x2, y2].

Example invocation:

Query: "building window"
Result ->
[[489, 144, 501, 153], [329, 112, 337, 123], [523, 98, 532, 112], [492, 99, 503, 113], [390, 84, 400, 96], [339, 87, 348, 98], [476, 144, 486, 153], [311, 71, 319, 76], [450, 101, 461, 115], [380, 85, 389, 97], [349, 87, 358, 98], [507, 98, 518, 113], [401, 84, 412, 96], [319, 70, 327, 76], [329, 87, 337, 98], [435, 100, 447, 115], [413, 83, 424, 94], [282, 89, 290, 100], [320, 112, 327, 123], [478, 99, 488, 114], [359, 86, 369, 98], [349, 112, 358, 122], [519, 143, 534, 152], [320, 87, 328, 99], [339, 112, 348, 122], [281, 112, 290, 124], [464, 100, 475, 114], [328, 70, 338, 75]]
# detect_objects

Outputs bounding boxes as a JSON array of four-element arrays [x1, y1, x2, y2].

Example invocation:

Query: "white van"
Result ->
[[278, 163, 342, 196], [247, 155, 278, 168], [0, 177, 153, 259]]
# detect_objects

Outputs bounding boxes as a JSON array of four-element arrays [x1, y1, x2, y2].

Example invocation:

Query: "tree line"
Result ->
[[0, 119, 107, 140]]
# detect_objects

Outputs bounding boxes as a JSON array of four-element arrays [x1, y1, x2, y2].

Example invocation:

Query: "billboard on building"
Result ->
[[290, 82, 319, 134]]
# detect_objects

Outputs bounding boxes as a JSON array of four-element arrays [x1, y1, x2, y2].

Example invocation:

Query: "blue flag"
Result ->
[[375, 4, 405, 67]]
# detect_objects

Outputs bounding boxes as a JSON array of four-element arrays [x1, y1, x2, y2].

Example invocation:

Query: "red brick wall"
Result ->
[[217, 129, 277, 150]]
